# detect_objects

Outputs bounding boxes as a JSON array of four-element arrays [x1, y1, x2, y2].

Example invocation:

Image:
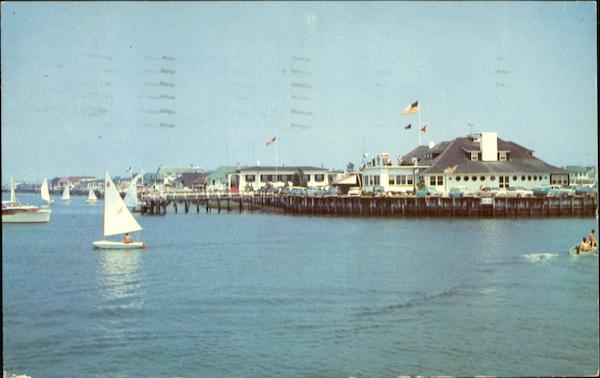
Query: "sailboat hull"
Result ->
[[93, 240, 147, 250], [2, 208, 51, 223]]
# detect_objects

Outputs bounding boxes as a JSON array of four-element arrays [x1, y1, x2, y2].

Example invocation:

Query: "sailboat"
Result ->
[[93, 171, 147, 250], [123, 173, 141, 211], [86, 188, 98, 203], [41, 178, 53, 204], [2, 177, 51, 223], [61, 184, 71, 201]]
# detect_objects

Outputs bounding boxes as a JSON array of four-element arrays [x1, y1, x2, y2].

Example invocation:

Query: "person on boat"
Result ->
[[588, 229, 596, 248], [123, 233, 133, 243], [578, 237, 591, 253]]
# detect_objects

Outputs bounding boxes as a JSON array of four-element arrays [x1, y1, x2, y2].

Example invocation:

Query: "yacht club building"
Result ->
[[360, 132, 569, 195]]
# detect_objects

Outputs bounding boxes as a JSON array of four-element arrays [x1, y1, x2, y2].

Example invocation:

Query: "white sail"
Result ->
[[62, 184, 71, 200], [123, 174, 141, 208], [103, 171, 142, 237], [41, 178, 51, 203], [10, 176, 16, 203], [88, 189, 98, 201]]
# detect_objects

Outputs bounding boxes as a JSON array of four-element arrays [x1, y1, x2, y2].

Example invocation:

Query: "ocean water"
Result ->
[[2, 193, 599, 377]]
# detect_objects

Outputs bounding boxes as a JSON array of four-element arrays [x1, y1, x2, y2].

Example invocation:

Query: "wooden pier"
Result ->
[[138, 193, 598, 218]]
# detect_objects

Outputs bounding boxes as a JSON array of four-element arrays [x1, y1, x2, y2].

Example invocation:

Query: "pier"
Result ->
[[139, 193, 598, 217]]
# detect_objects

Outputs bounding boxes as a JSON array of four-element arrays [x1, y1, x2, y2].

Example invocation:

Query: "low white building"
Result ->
[[360, 152, 426, 194], [235, 166, 330, 193]]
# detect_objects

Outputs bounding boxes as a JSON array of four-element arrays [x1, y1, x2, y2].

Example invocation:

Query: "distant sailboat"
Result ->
[[86, 188, 98, 203], [124, 173, 141, 211], [61, 184, 71, 201], [2, 177, 51, 223], [93, 171, 147, 250], [41, 178, 53, 204]]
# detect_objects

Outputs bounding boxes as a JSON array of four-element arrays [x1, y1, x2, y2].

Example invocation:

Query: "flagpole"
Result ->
[[275, 140, 278, 187], [418, 102, 422, 146]]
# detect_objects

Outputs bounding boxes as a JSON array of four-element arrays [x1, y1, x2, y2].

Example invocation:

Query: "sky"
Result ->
[[1, 1, 597, 183]]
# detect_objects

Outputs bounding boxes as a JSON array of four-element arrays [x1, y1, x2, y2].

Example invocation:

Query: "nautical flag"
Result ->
[[420, 125, 427, 133], [402, 100, 419, 115], [265, 136, 277, 146], [405, 123, 412, 130]]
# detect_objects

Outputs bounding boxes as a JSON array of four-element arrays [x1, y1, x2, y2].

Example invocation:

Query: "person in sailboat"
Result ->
[[123, 233, 133, 243], [588, 229, 596, 248], [577, 237, 592, 253]]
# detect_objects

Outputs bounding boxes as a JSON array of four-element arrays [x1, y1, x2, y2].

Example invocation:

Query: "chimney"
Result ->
[[480, 132, 498, 161]]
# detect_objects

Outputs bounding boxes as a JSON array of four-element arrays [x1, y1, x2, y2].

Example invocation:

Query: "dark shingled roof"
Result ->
[[421, 137, 567, 175]]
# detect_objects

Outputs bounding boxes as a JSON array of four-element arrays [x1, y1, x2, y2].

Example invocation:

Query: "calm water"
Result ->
[[3, 193, 599, 377]]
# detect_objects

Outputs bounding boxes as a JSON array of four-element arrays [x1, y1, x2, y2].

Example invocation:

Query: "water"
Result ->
[[3, 193, 599, 377]]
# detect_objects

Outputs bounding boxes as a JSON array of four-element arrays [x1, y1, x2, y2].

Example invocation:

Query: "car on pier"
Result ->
[[449, 186, 476, 198], [415, 187, 442, 198], [547, 185, 575, 198], [324, 186, 341, 197], [496, 187, 533, 198], [347, 187, 362, 197], [307, 186, 326, 197], [478, 186, 500, 198], [289, 187, 307, 197]]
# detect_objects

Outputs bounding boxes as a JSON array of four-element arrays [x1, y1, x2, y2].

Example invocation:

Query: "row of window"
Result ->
[[244, 174, 325, 183], [451, 174, 547, 183], [387, 175, 414, 186]]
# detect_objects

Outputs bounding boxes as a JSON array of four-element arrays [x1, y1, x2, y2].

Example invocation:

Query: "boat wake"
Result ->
[[522, 253, 559, 263]]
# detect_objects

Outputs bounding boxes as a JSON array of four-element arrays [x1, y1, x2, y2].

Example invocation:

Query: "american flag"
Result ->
[[265, 136, 277, 146]]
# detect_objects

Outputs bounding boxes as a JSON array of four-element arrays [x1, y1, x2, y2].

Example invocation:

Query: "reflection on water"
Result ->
[[97, 250, 143, 309]]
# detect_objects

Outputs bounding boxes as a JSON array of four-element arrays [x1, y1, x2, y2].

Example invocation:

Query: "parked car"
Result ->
[[415, 187, 442, 197], [289, 187, 307, 197], [573, 186, 597, 197], [280, 187, 291, 196], [372, 185, 386, 197], [478, 186, 500, 198], [324, 186, 341, 197], [531, 186, 550, 197], [448, 186, 472, 198], [307, 186, 325, 197], [496, 186, 533, 198], [547, 185, 575, 198], [347, 187, 362, 197]]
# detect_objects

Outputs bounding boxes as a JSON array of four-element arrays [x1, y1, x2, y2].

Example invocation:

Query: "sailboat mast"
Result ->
[[103, 171, 107, 240]]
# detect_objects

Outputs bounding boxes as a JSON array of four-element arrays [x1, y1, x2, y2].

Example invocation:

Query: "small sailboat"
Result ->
[[124, 173, 141, 211], [2, 177, 51, 223], [86, 188, 98, 203], [93, 171, 147, 250], [61, 184, 71, 201], [41, 178, 53, 205]]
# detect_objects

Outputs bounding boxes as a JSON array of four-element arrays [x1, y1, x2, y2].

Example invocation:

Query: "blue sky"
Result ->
[[1, 1, 597, 182]]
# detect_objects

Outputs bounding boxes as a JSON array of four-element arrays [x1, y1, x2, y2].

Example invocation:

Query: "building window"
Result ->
[[464, 176, 469, 182], [491, 176, 496, 181], [396, 175, 406, 185], [480, 175, 485, 181], [471, 152, 478, 161], [430, 176, 436, 186], [245, 174, 256, 183], [513, 175, 517, 181], [521, 175, 526, 181], [304, 174, 311, 182], [314, 174, 324, 182], [407, 176, 413, 185], [533, 176, 537, 181], [374, 176, 380, 185], [437, 176, 443, 185], [527, 175, 531, 181], [456, 176, 461, 182], [472, 176, 477, 182]]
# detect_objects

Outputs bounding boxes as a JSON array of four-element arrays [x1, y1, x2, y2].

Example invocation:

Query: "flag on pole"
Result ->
[[420, 125, 427, 133], [404, 123, 412, 130], [265, 136, 277, 146], [402, 100, 419, 115]]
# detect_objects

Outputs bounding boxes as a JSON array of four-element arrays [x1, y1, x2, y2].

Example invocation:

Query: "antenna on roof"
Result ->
[[468, 122, 474, 136]]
